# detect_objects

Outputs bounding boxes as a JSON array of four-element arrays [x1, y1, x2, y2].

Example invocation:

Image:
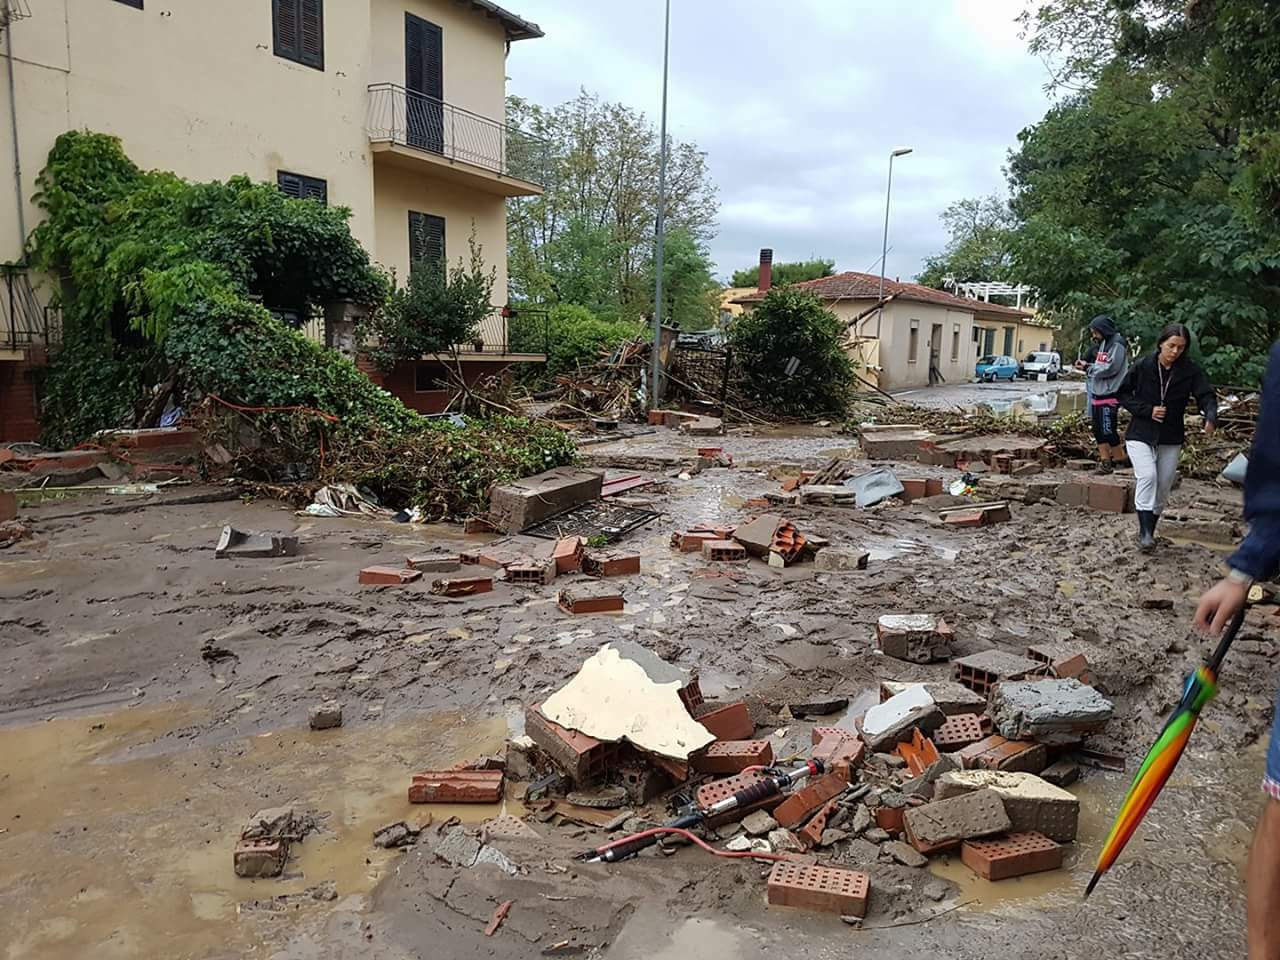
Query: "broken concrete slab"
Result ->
[[405, 553, 461, 573], [814, 547, 870, 572], [879, 680, 987, 716], [861, 685, 945, 752], [934, 770, 1080, 843], [857, 425, 936, 461], [902, 788, 1011, 854], [843, 468, 906, 508], [732, 513, 784, 557], [876, 614, 954, 663], [372, 821, 419, 849], [989, 678, 1113, 746], [308, 700, 343, 730], [883, 839, 928, 868], [487, 467, 604, 534], [214, 525, 299, 559], [742, 810, 779, 837], [433, 827, 481, 867]]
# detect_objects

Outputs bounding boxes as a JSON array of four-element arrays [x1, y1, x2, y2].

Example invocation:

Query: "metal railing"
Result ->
[[2, 267, 59, 352], [366, 83, 550, 187], [456, 309, 548, 356]]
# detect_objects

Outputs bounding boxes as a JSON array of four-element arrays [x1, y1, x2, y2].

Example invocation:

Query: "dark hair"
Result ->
[[1156, 323, 1193, 353]]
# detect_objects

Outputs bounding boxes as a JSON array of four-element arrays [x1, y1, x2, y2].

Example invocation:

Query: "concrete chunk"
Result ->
[[861, 686, 945, 752], [902, 788, 1011, 854], [990, 678, 1113, 746], [215, 525, 299, 559], [876, 614, 954, 663], [879, 680, 987, 716], [487, 467, 603, 533], [814, 548, 870, 572], [934, 770, 1079, 843]]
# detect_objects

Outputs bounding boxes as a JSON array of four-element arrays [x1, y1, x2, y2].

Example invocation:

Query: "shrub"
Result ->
[[511, 303, 643, 379]]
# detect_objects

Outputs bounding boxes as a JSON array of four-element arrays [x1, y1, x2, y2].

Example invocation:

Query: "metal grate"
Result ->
[[521, 499, 658, 543]]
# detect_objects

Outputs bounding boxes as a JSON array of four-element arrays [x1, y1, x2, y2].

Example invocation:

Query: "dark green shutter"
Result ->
[[409, 212, 445, 268], [274, 0, 323, 70]]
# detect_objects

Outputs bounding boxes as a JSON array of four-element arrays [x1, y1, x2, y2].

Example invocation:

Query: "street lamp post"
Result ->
[[649, 0, 672, 410], [875, 146, 912, 338]]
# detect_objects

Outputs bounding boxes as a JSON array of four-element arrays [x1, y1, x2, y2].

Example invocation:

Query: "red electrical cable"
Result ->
[[591, 826, 790, 862], [207, 394, 339, 423]]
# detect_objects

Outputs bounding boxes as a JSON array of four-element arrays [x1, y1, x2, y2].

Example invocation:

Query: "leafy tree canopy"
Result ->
[[728, 287, 856, 418], [648, 227, 721, 331], [916, 196, 1018, 290], [730, 258, 835, 288]]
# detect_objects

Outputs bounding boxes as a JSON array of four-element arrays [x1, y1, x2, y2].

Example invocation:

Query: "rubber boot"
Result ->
[[1137, 510, 1156, 552]]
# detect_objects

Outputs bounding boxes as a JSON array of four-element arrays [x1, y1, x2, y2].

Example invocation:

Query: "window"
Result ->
[[113, 0, 144, 8], [277, 170, 327, 204], [1017, 338, 1024, 354], [1003, 326, 1015, 355], [951, 325, 961, 362], [414, 362, 450, 392], [908, 319, 919, 363], [405, 13, 445, 154], [408, 211, 446, 269], [273, 0, 324, 71]]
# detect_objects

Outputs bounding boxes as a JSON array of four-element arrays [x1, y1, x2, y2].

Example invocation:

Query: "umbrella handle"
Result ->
[[1206, 609, 1246, 674]]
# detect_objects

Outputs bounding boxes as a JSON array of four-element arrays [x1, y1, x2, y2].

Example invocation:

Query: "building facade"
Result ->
[[1, 0, 546, 436], [732, 264, 1042, 392]]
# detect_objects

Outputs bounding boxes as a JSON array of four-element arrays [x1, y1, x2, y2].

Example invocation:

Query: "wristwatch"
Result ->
[[1226, 567, 1254, 587]]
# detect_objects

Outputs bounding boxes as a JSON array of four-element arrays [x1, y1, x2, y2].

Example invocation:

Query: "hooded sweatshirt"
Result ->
[[1087, 315, 1128, 399], [1230, 340, 1280, 581]]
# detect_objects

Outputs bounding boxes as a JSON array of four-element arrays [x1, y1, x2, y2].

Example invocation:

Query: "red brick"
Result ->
[[0, 490, 15, 523], [957, 735, 1047, 773], [648, 410, 666, 425], [506, 558, 556, 586], [899, 478, 928, 501], [650, 754, 690, 783], [1056, 481, 1090, 507], [813, 733, 865, 770], [767, 862, 869, 917], [961, 831, 1063, 880], [671, 531, 719, 553], [697, 702, 754, 740], [944, 510, 985, 528], [696, 447, 723, 457], [695, 770, 771, 809], [405, 553, 461, 572], [897, 729, 941, 776], [359, 565, 422, 586], [557, 586, 624, 614], [524, 706, 621, 783], [1087, 481, 1131, 513], [408, 769, 504, 804], [773, 773, 848, 828], [463, 517, 497, 534], [692, 739, 774, 774], [875, 805, 905, 834], [933, 713, 985, 751], [924, 478, 944, 496], [811, 725, 854, 745], [431, 575, 493, 596], [688, 524, 736, 539], [552, 536, 585, 574], [702, 539, 747, 562], [234, 838, 288, 878], [584, 551, 640, 577], [903, 789, 1011, 854], [797, 797, 841, 849]]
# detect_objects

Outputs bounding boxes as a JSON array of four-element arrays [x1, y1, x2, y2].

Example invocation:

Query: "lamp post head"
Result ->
[[891, 147, 914, 157]]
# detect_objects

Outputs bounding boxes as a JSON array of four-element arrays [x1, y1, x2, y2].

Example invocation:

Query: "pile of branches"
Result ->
[[192, 402, 577, 520], [540, 337, 651, 421]]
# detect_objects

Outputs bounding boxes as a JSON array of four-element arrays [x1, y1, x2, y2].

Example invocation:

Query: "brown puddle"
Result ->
[[0, 701, 515, 958]]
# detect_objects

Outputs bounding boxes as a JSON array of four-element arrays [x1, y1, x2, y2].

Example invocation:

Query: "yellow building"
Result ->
[[0, 0, 545, 425]]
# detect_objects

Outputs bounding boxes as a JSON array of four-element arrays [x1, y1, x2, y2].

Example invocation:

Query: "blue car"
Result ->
[[975, 354, 1021, 382]]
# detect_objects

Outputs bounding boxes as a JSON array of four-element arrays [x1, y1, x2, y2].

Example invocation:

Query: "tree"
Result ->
[[728, 288, 856, 417], [648, 227, 720, 331], [506, 90, 718, 320], [360, 235, 496, 372], [730, 258, 836, 288], [916, 195, 1018, 289], [509, 303, 642, 379]]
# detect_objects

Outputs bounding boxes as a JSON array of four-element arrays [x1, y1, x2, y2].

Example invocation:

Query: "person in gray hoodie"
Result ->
[[1074, 315, 1129, 473]]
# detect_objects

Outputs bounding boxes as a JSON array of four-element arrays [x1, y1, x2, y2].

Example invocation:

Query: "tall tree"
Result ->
[[916, 195, 1018, 289], [506, 91, 718, 321], [647, 227, 720, 331], [730, 258, 836, 288]]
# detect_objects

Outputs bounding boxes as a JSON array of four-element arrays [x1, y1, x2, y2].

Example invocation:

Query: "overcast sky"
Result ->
[[504, 0, 1056, 284]]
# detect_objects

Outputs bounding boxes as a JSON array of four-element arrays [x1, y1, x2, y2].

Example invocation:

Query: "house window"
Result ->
[[951, 324, 961, 362], [113, 0, 144, 8], [414, 362, 451, 392], [1003, 326, 1015, 355], [908, 319, 919, 363], [408, 211, 446, 269], [277, 170, 327, 204], [273, 0, 324, 71], [1018, 338, 1025, 355]]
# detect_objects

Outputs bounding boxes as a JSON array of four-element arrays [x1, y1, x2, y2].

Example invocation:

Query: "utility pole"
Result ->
[[876, 146, 912, 338], [649, 0, 671, 410]]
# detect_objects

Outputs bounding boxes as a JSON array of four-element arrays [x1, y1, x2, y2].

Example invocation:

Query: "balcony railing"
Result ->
[[366, 83, 550, 188], [2, 267, 60, 353], [452, 309, 548, 357]]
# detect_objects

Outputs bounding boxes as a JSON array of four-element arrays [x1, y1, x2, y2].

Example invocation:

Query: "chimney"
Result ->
[[758, 248, 773, 293]]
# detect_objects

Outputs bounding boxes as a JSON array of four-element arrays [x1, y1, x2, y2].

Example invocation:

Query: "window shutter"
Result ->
[[405, 13, 442, 98], [301, 178, 327, 204], [278, 171, 327, 205], [299, 0, 324, 70], [409, 212, 445, 268], [273, 0, 299, 62], [278, 172, 304, 199]]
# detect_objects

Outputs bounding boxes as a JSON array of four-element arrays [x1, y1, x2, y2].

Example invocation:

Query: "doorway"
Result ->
[[928, 322, 943, 386]]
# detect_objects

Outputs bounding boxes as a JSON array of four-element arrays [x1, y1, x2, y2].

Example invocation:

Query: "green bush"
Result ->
[[728, 287, 856, 417], [511, 303, 643, 379]]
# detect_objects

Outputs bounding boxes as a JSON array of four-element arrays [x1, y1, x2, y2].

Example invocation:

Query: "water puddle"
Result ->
[[962, 388, 1088, 421], [0, 702, 515, 958], [608, 916, 764, 959]]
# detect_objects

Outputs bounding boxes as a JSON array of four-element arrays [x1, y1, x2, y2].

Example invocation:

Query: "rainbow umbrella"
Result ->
[[1085, 609, 1245, 898]]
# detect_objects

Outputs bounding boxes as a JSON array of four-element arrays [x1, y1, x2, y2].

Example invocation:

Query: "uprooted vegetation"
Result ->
[[28, 131, 574, 517]]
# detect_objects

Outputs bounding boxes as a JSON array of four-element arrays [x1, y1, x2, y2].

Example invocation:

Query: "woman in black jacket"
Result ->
[[1118, 323, 1218, 550]]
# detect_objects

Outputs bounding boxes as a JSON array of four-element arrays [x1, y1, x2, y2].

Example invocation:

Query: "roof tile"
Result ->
[[733, 271, 1034, 319]]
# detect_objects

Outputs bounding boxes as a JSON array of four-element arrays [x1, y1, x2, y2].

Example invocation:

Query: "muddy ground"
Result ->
[[1, 421, 1276, 959]]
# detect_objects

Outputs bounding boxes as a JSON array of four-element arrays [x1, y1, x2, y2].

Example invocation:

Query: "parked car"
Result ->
[[975, 355, 1021, 382], [1021, 350, 1062, 380]]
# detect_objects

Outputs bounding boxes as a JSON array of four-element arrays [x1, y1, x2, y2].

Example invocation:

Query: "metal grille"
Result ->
[[2, 269, 59, 352], [521, 500, 658, 543]]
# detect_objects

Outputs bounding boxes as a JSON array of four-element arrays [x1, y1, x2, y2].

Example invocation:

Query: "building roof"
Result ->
[[732, 270, 1035, 320], [461, 0, 544, 40]]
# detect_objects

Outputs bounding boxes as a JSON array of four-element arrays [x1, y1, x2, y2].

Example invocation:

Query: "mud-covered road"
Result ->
[[1, 425, 1275, 959]]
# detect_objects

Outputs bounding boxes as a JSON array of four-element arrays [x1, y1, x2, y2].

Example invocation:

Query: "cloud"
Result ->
[[505, 0, 1053, 282]]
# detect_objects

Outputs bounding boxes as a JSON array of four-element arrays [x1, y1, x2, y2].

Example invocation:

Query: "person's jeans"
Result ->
[[1125, 441, 1181, 513]]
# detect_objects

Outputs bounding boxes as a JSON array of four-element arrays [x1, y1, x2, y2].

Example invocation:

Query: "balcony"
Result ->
[[366, 84, 548, 197], [434, 308, 548, 361]]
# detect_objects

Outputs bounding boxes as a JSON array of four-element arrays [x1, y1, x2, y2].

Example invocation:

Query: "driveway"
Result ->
[[893, 376, 1087, 417]]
